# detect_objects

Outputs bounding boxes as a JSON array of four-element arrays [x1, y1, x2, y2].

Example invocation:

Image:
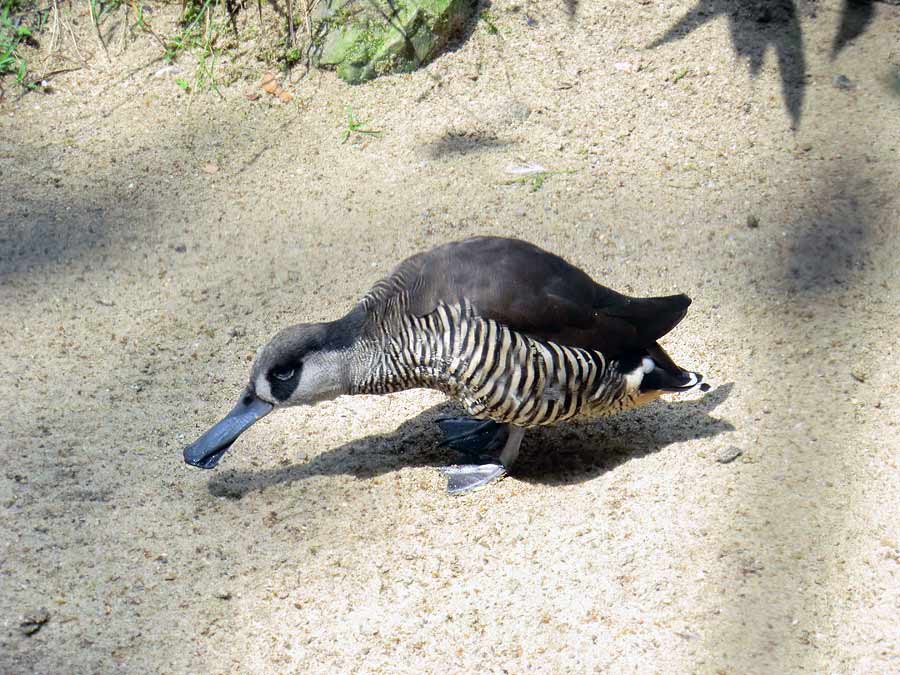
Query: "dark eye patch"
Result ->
[[268, 363, 301, 400]]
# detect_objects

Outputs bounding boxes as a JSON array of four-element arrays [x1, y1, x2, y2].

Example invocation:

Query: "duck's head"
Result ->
[[182, 321, 351, 470]]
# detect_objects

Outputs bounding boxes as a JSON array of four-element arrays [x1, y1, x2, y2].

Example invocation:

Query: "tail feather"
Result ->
[[603, 294, 692, 343]]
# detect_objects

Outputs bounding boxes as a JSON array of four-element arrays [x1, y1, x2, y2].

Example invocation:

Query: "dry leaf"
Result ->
[[259, 71, 292, 100], [244, 91, 260, 101]]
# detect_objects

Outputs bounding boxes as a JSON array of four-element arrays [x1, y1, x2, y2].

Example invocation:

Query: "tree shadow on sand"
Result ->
[[832, 0, 887, 59], [648, 0, 891, 127], [649, 0, 806, 126], [207, 382, 734, 498]]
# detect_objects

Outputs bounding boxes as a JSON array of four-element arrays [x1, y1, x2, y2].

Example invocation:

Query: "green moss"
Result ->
[[311, 0, 474, 83]]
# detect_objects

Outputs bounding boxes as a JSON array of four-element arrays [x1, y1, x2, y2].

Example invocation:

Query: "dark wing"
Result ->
[[392, 236, 691, 358]]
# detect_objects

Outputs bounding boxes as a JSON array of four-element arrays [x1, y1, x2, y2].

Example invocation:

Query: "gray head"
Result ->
[[183, 320, 354, 470], [250, 322, 349, 407]]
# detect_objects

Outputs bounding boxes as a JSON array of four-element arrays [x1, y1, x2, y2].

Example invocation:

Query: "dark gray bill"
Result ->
[[183, 389, 273, 469]]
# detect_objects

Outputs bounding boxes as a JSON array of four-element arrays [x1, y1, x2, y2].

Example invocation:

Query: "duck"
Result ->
[[183, 236, 708, 494]]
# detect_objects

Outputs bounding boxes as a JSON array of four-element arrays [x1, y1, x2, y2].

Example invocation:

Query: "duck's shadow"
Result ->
[[208, 383, 734, 498]]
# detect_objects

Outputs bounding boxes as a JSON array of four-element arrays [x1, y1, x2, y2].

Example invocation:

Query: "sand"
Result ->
[[2, 0, 899, 672]]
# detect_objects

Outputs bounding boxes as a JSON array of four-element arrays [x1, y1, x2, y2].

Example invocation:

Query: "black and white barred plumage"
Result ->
[[350, 298, 644, 427]]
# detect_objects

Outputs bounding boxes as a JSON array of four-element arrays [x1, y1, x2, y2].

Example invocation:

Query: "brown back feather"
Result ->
[[389, 236, 692, 359]]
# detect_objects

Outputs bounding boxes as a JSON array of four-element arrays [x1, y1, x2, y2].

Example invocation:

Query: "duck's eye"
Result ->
[[273, 369, 295, 381]]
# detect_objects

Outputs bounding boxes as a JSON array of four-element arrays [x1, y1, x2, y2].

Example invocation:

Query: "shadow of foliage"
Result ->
[[649, 1, 806, 126], [650, 0, 893, 126], [780, 173, 879, 296], [833, 0, 876, 57]]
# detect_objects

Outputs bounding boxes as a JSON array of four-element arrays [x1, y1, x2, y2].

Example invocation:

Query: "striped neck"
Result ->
[[344, 301, 466, 397]]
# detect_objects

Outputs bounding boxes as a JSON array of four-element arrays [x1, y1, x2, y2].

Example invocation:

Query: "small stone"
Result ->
[[20, 609, 50, 636], [716, 446, 743, 464], [174, 244, 187, 253], [833, 74, 855, 90], [746, 214, 760, 229], [152, 64, 179, 78], [850, 369, 866, 383], [213, 590, 232, 600], [202, 162, 219, 174]]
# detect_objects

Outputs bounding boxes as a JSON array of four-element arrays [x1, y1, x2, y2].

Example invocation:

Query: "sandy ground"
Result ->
[[2, 0, 899, 672]]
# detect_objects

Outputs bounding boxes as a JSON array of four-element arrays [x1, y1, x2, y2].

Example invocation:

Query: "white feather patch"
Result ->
[[682, 372, 700, 388], [624, 364, 645, 392]]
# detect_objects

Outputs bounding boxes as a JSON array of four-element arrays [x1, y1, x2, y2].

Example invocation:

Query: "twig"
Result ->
[[132, 5, 169, 53], [120, 1, 130, 52], [46, 0, 61, 54], [62, 4, 87, 64], [34, 65, 83, 80], [88, 0, 111, 62], [303, 0, 315, 39], [287, 0, 295, 47], [295, 0, 324, 81]]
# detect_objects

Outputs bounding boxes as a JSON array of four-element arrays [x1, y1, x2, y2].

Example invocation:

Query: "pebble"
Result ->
[[716, 446, 743, 464], [152, 65, 180, 79], [19, 608, 50, 636], [833, 74, 855, 90], [746, 214, 760, 229]]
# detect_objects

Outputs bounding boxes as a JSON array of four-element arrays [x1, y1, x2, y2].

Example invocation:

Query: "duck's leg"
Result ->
[[435, 416, 509, 456], [440, 424, 525, 495]]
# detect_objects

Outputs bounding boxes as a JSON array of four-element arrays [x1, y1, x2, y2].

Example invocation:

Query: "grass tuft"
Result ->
[[1, 0, 39, 88], [340, 107, 381, 144], [1, 0, 317, 97]]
